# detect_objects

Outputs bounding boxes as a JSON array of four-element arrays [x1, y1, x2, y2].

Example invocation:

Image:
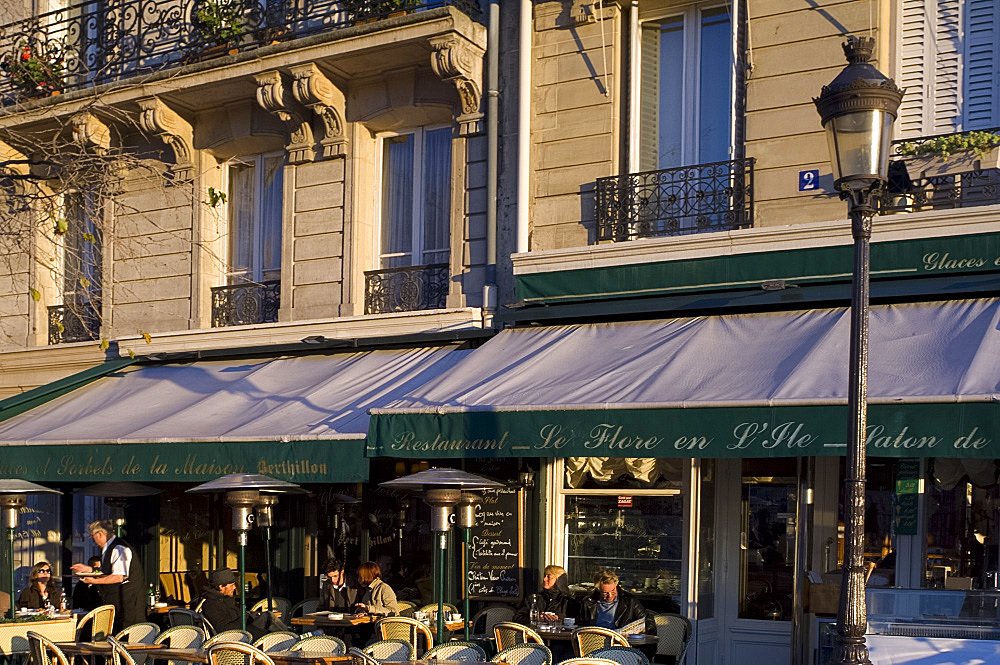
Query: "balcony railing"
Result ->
[[365, 263, 449, 315], [881, 128, 1000, 214], [595, 158, 755, 242], [0, 0, 482, 103], [211, 280, 280, 327], [48, 301, 100, 344]]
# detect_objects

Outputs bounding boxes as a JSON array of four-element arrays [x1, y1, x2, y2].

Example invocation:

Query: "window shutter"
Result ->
[[639, 22, 660, 172], [932, 0, 961, 133], [964, 0, 1000, 129], [897, 0, 930, 138]]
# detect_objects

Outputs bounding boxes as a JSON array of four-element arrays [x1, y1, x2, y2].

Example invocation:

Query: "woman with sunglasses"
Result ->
[[18, 561, 59, 610]]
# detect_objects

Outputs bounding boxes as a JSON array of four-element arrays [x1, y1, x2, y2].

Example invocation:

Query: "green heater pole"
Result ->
[[6, 526, 14, 620], [239, 530, 247, 631], [456, 492, 481, 643], [437, 531, 447, 643]]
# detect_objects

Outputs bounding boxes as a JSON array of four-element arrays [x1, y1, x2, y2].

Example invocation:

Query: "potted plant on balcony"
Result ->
[[193, 0, 246, 57], [895, 130, 1000, 178], [2, 42, 64, 98], [345, 0, 421, 24]]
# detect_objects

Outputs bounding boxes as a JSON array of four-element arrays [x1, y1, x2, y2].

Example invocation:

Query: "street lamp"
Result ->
[[814, 36, 902, 665], [380, 468, 501, 643], [0, 480, 61, 619], [188, 474, 304, 630]]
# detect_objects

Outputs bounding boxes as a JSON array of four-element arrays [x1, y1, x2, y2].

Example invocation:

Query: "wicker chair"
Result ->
[[207, 641, 276, 665], [377, 616, 434, 655], [491, 644, 552, 665], [348, 647, 380, 665], [288, 599, 320, 621], [423, 641, 488, 661], [107, 636, 139, 665], [290, 635, 346, 655], [154, 624, 208, 665], [27, 631, 71, 665], [205, 631, 254, 648], [571, 627, 629, 657], [651, 614, 691, 665], [363, 639, 414, 661], [250, 597, 291, 617], [76, 604, 116, 641], [555, 659, 618, 665], [416, 603, 459, 620], [471, 606, 515, 635], [589, 647, 649, 665], [252, 631, 298, 653], [113, 622, 160, 665], [494, 622, 544, 651], [396, 601, 416, 618], [619, 619, 646, 636]]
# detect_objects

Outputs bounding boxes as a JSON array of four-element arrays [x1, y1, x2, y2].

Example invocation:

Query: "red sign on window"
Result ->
[[617, 496, 633, 508]]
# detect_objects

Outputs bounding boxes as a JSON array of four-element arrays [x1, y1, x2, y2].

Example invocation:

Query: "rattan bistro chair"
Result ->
[[114, 623, 161, 665], [27, 631, 71, 665], [205, 631, 254, 649], [290, 635, 347, 656], [154, 624, 208, 665], [348, 648, 380, 665], [651, 614, 691, 665], [423, 641, 488, 661], [571, 627, 629, 657], [377, 616, 434, 655], [107, 636, 140, 665], [556, 659, 618, 665], [491, 644, 552, 665], [363, 639, 414, 661], [208, 641, 276, 665], [76, 604, 116, 641], [252, 632, 298, 653], [589, 647, 649, 665], [494, 622, 544, 651]]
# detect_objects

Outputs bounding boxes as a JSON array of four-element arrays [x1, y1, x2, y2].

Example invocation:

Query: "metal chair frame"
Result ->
[[27, 630, 71, 665], [107, 636, 140, 665], [571, 627, 629, 657]]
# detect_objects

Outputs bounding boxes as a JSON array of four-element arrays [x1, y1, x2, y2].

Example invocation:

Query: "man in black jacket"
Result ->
[[201, 569, 288, 640], [578, 569, 654, 633]]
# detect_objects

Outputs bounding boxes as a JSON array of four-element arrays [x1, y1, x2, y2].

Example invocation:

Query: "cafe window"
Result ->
[[739, 458, 796, 620], [561, 457, 684, 614]]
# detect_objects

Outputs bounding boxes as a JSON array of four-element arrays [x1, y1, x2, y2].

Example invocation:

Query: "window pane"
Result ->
[[228, 161, 256, 283], [698, 8, 732, 163], [62, 192, 102, 303], [658, 17, 684, 169], [382, 135, 414, 268], [260, 155, 284, 281], [739, 458, 795, 620], [698, 459, 716, 619], [565, 493, 683, 613], [421, 127, 451, 265]]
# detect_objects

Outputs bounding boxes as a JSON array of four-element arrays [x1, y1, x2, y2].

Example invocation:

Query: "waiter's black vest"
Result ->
[[99, 536, 146, 629]]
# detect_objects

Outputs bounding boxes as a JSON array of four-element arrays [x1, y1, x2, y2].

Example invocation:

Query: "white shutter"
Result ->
[[932, 0, 961, 133], [897, 0, 930, 138], [963, 0, 1000, 129], [639, 22, 660, 172]]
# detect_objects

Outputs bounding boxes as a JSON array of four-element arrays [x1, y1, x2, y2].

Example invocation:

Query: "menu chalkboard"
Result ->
[[464, 486, 523, 600]]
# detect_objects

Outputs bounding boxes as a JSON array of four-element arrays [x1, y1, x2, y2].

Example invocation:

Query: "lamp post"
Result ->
[[188, 473, 303, 631], [456, 492, 481, 641], [814, 36, 902, 665], [380, 468, 501, 643], [0, 480, 61, 619]]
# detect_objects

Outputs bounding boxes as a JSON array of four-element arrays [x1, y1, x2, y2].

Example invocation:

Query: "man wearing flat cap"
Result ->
[[201, 569, 285, 640]]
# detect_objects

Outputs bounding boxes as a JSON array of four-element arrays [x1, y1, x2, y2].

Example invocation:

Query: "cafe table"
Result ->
[[532, 625, 660, 646], [58, 642, 351, 665], [0, 614, 77, 655], [291, 613, 467, 634]]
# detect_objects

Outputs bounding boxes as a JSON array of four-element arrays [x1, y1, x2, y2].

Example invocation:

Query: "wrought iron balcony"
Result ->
[[595, 158, 755, 242], [880, 128, 1000, 215], [365, 263, 449, 315], [48, 301, 100, 344], [212, 280, 280, 327], [0, 0, 482, 103]]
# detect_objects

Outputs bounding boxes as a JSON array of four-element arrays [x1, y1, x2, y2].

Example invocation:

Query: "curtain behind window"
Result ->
[[260, 155, 284, 282], [381, 135, 415, 268], [421, 127, 452, 265], [228, 161, 256, 284]]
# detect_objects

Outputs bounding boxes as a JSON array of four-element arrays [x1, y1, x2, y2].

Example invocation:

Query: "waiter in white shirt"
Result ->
[[71, 520, 146, 631]]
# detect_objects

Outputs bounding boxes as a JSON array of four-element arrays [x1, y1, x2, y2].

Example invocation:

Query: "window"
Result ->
[[50, 190, 102, 344], [226, 152, 283, 284], [639, 5, 736, 170], [897, 0, 1000, 137], [378, 127, 452, 269]]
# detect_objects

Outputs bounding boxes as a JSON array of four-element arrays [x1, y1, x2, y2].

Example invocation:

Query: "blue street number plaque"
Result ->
[[799, 170, 820, 191]]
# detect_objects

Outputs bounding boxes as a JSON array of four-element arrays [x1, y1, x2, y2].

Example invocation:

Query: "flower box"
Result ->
[[902, 145, 1000, 179]]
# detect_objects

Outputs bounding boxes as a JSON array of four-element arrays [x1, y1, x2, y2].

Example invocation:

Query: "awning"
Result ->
[[0, 345, 470, 482], [367, 299, 1000, 459]]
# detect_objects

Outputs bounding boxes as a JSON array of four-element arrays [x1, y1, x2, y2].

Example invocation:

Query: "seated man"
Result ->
[[578, 569, 654, 633], [201, 569, 286, 640]]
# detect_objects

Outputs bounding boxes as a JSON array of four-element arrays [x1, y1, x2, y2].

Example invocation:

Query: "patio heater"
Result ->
[[78, 481, 162, 537], [380, 468, 501, 642], [814, 36, 902, 665], [188, 473, 304, 629], [456, 492, 482, 641], [0, 480, 62, 619], [327, 493, 361, 566]]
